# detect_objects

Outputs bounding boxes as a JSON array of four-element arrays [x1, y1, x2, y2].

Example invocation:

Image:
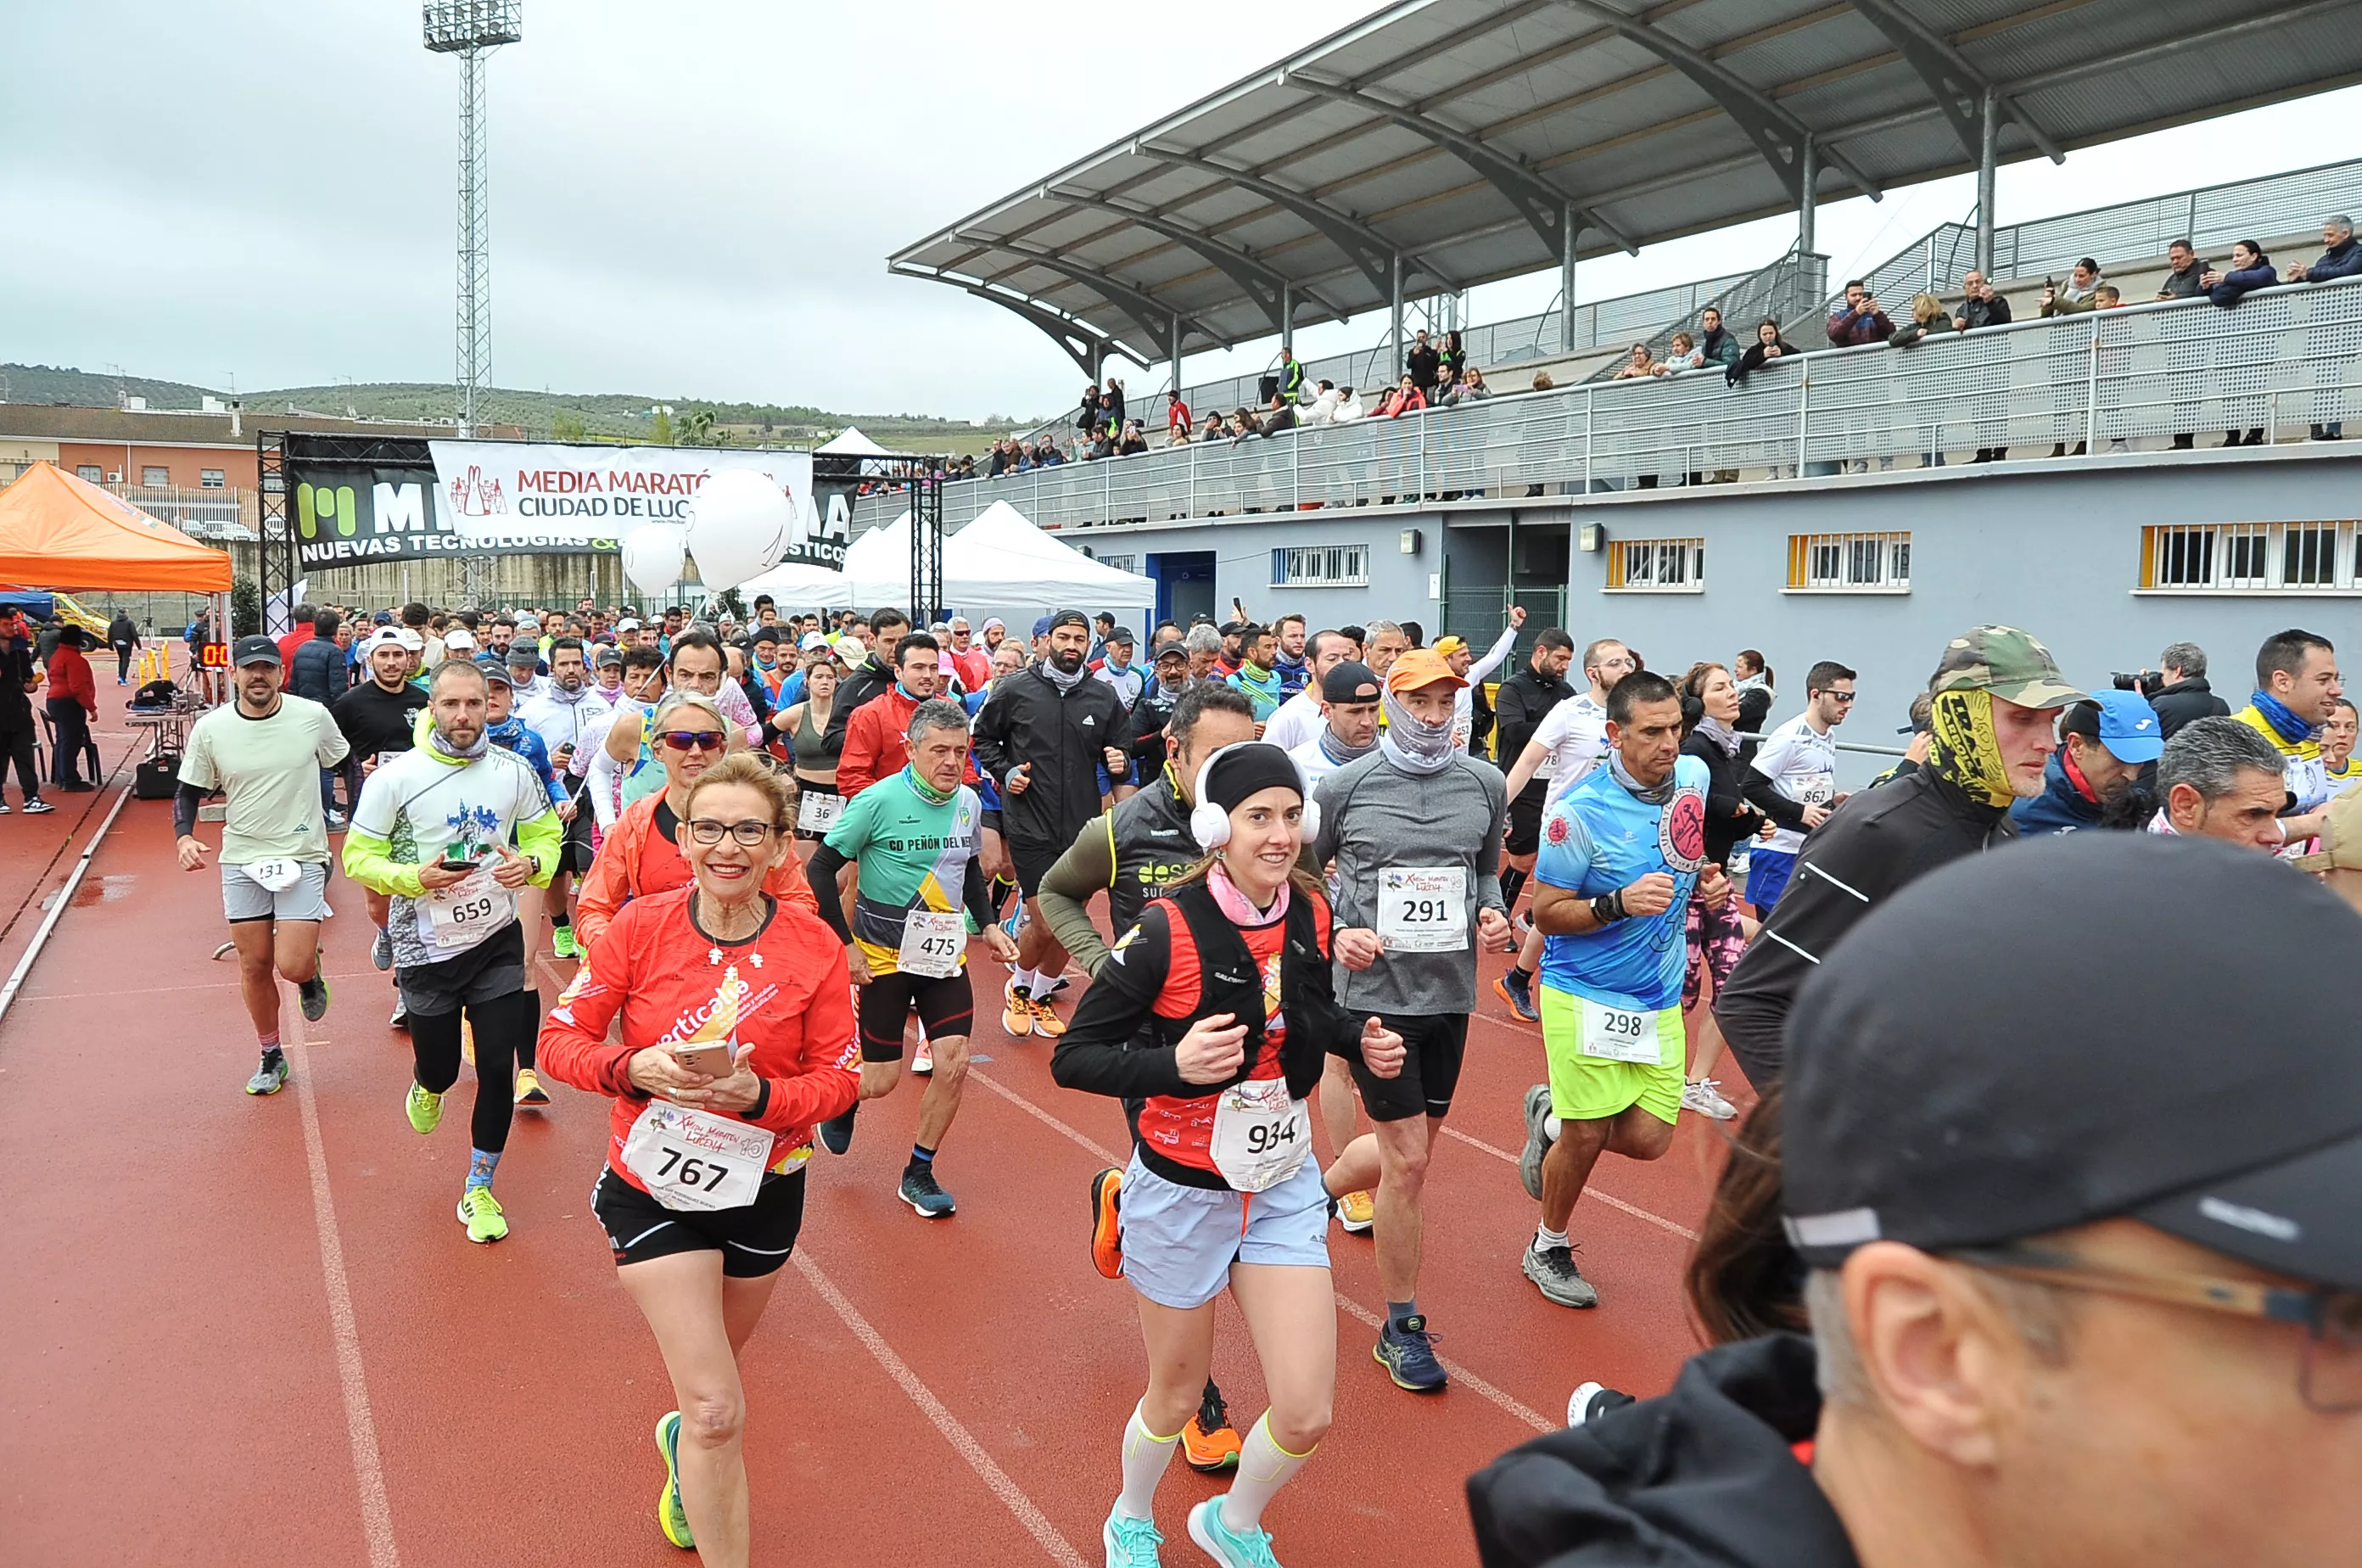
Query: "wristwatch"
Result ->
[[1590, 890, 1626, 925]]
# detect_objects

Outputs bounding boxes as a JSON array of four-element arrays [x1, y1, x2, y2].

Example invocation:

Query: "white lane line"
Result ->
[[792, 1252, 1087, 1568], [966, 1067, 1559, 1436], [1437, 1126, 1701, 1242], [286, 994, 401, 1568]]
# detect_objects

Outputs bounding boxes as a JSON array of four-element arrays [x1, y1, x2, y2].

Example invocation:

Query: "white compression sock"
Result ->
[[1014, 966, 1044, 999], [1543, 1112, 1564, 1140], [1218, 1413, 1315, 1533], [1117, 1403, 1180, 1521]]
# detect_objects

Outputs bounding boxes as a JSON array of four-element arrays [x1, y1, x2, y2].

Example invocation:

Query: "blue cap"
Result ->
[[1031, 614, 1055, 638], [2091, 687, 2164, 763]]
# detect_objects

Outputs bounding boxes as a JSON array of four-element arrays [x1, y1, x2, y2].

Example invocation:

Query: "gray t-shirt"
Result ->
[[1313, 750, 1507, 1015], [179, 696, 350, 864]]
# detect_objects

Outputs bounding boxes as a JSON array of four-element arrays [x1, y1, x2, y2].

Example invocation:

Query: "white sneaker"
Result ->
[[1682, 1078, 1738, 1120], [911, 1042, 934, 1076]]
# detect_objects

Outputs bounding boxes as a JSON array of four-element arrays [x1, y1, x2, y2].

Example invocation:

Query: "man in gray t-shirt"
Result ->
[[1309, 650, 1512, 1396]]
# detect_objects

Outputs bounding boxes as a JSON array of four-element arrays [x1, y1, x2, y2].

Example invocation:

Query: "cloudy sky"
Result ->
[[6, 3, 2357, 420]]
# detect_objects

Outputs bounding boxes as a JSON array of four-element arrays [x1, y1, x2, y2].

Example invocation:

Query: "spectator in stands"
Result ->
[[1333, 385, 1366, 422], [1441, 365, 1492, 405], [2285, 216, 2361, 439], [2156, 238, 2208, 300], [2040, 257, 2103, 316], [1197, 411, 1224, 444], [1726, 319, 1797, 387], [1889, 292, 1955, 349], [1300, 380, 1342, 425], [1827, 279, 1894, 345], [1033, 439, 1063, 467], [1257, 395, 1297, 438], [1438, 328, 1467, 386], [1117, 420, 1149, 456], [2202, 240, 2275, 307], [1376, 374, 1427, 419], [1224, 410, 1256, 442], [1530, 372, 1554, 392], [1166, 389, 1190, 440], [1075, 384, 1101, 441], [1696, 306, 1741, 371], [1279, 343, 1307, 405], [2094, 284, 2124, 308], [1405, 328, 1441, 396], [1612, 343, 1658, 380], [1656, 333, 1703, 373], [1953, 269, 2012, 332]]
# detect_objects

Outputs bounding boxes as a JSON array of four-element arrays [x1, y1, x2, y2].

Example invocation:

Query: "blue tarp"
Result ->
[[0, 590, 57, 618]]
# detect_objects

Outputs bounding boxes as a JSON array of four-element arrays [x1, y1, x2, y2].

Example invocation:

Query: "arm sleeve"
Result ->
[[1050, 905, 1194, 1101], [515, 805, 562, 888], [1743, 769, 1810, 830], [960, 855, 994, 932], [536, 923, 638, 1097], [572, 820, 630, 951], [1468, 624, 1520, 686], [1038, 814, 1117, 977], [1475, 776, 1508, 915], [342, 826, 424, 899], [803, 841, 855, 945], [174, 782, 206, 839]]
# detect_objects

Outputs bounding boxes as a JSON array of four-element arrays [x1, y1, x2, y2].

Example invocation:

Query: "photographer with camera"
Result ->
[[2119, 641, 2230, 738]]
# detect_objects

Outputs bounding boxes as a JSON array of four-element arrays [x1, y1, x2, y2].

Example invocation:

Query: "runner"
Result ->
[[1051, 742, 1406, 1568], [836, 632, 943, 799], [585, 646, 670, 832], [1511, 669, 1717, 1308], [538, 752, 859, 1566], [1124, 642, 1195, 782], [803, 698, 1016, 1217], [1225, 624, 1285, 722], [1308, 648, 1513, 1392], [1490, 627, 1577, 922], [769, 654, 839, 845], [1740, 659, 1855, 910], [1260, 630, 1357, 753], [343, 659, 563, 1244], [1494, 638, 1633, 1021], [176, 635, 350, 1095], [1432, 607, 1523, 754], [516, 635, 610, 960], [602, 630, 760, 814], [1285, 660, 1381, 791]]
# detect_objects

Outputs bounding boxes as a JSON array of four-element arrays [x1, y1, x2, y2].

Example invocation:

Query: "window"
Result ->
[[1270, 543, 1369, 588], [199, 469, 226, 490], [77, 465, 104, 483], [1787, 530, 1911, 592], [1604, 536, 1704, 592], [141, 466, 171, 488], [1098, 553, 1136, 574], [2141, 521, 2362, 593]]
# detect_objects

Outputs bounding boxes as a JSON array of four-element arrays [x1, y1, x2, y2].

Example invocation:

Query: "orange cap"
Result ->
[[1385, 647, 1469, 693]]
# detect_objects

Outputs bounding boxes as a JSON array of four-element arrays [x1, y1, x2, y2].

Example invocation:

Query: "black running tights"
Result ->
[[408, 988, 537, 1154]]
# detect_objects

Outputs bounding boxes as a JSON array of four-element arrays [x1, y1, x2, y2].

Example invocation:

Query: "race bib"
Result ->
[[1581, 998, 1668, 1065], [797, 789, 842, 833], [1795, 773, 1836, 808], [242, 858, 302, 893], [896, 909, 965, 979], [619, 1100, 773, 1212], [420, 867, 513, 953], [1375, 865, 1469, 952], [1209, 1076, 1313, 1193]]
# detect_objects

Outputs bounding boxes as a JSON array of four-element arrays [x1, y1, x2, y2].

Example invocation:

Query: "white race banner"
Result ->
[[428, 442, 845, 568]]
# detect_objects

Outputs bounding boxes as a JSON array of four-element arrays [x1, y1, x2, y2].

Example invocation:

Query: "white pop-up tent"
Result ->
[[813, 427, 898, 458]]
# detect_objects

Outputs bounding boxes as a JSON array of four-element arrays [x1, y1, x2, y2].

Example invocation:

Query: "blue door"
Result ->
[[1149, 551, 1216, 628]]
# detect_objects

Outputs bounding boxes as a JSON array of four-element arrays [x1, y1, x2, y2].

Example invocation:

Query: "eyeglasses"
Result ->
[[1953, 1244, 2362, 1414], [658, 730, 726, 753], [686, 818, 778, 848]]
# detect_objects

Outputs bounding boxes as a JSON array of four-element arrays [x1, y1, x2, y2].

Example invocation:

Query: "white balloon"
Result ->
[[622, 523, 686, 596], [686, 468, 794, 590]]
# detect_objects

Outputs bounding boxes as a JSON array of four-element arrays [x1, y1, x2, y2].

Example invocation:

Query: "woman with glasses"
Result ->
[[575, 694, 815, 954], [540, 751, 859, 1565]]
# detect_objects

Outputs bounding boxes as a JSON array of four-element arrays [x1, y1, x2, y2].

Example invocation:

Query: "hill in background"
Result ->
[[0, 362, 1030, 457]]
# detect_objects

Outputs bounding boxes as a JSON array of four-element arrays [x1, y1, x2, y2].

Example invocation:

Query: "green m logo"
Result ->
[[296, 481, 359, 540]]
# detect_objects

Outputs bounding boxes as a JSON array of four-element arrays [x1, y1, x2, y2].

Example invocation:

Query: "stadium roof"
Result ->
[[890, 0, 2362, 372]]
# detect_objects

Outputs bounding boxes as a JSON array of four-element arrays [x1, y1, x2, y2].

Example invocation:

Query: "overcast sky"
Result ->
[[6, 3, 2358, 420]]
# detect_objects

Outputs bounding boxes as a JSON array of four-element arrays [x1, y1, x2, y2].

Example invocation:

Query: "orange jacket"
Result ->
[[837, 686, 920, 799], [574, 791, 817, 952]]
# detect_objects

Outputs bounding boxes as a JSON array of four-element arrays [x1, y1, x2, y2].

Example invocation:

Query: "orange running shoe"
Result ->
[[1027, 998, 1068, 1038], [1181, 1382, 1242, 1473], [1002, 981, 1033, 1039], [1088, 1167, 1124, 1280]]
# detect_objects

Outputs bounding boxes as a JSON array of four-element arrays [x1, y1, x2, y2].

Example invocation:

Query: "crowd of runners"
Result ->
[[161, 592, 2362, 1567]]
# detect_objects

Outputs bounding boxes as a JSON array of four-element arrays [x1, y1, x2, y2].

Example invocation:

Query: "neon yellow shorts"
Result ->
[[1539, 985, 1685, 1128]]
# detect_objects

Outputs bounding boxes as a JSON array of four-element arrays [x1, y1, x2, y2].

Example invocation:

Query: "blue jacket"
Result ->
[[288, 634, 349, 706], [2208, 261, 2278, 308], [488, 715, 565, 805], [2011, 753, 2103, 836], [2303, 235, 2362, 283]]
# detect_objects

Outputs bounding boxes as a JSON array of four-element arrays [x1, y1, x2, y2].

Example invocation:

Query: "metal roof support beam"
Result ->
[[919, 275, 1120, 382], [1977, 89, 1998, 278], [1799, 138, 1816, 259], [1548, 0, 1882, 204], [1560, 204, 1578, 354], [1843, 0, 2063, 164], [978, 239, 1201, 361], [1052, 193, 1320, 333], [1134, 148, 1441, 300]]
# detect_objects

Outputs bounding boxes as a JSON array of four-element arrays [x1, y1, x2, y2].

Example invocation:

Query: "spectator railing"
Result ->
[[1585, 251, 1828, 382], [854, 277, 2362, 536]]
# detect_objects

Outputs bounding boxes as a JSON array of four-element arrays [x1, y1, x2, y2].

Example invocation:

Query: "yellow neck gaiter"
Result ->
[[1929, 688, 2018, 808]]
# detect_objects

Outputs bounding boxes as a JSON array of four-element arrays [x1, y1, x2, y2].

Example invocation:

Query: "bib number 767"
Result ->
[[651, 1144, 733, 1195]]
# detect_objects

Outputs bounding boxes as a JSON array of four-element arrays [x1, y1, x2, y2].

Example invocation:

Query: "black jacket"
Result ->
[[1734, 686, 1774, 769], [2155, 261, 2209, 301], [1408, 344, 1441, 390], [1128, 677, 1184, 776], [1956, 292, 2012, 330], [1682, 732, 1766, 866], [1713, 767, 2014, 1089], [1494, 666, 1575, 792], [2150, 675, 2230, 737], [971, 663, 1130, 849], [1468, 1335, 1859, 1568], [1726, 340, 1798, 387], [0, 640, 33, 729], [288, 634, 348, 707], [107, 614, 139, 646], [820, 653, 895, 759]]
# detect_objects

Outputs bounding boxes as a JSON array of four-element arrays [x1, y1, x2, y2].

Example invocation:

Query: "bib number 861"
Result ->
[[654, 1144, 733, 1193]]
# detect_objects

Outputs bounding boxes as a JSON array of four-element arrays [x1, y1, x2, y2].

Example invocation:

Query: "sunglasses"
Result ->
[[1827, 691, 1859, 704], [658, 730, 727, 753]]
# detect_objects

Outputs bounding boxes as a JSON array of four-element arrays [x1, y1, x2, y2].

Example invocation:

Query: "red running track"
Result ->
[[1, 715, 1745, 1567]]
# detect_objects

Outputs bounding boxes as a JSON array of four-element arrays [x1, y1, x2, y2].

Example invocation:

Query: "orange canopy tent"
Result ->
[[0, 462, 232, 591]]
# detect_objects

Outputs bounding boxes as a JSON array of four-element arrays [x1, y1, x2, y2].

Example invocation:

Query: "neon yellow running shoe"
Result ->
[[655, 1410, 694, 1548], [456, 1186, 507, 1244], [406, 1081, 444, 1135]]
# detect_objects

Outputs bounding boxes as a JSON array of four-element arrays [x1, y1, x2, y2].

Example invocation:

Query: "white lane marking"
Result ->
[[969, 1067, 1122, 1164], [286, 994, 401, 1568], [1437, 1126, 1701, 1242], [792, 1252, 1087, 1568]]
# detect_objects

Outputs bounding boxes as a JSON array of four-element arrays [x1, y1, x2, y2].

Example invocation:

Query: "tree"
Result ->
[[229, 576, 262, 637], [652, 408, 674, 446], [677, 408, 719, 448], [551, 408, 587, 443]]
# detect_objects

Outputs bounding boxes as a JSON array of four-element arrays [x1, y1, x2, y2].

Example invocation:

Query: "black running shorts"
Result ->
[[590, 1165, 808, 1279], [856, 967, 977, 1061], [1349, 1011, 1470, 1123]]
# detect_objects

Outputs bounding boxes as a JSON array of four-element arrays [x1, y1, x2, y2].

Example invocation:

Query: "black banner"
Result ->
[[288, 462, 618, 570]]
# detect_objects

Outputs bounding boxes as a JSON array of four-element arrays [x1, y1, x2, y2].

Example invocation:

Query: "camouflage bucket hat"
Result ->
[[1928, 625, 2088, 708]]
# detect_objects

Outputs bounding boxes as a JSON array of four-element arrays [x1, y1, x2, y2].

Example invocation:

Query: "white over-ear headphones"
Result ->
[[1189, 742, 1320, 850]]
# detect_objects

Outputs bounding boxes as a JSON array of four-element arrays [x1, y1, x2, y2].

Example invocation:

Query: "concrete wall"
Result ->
[[1083, 512, 1441, 631]]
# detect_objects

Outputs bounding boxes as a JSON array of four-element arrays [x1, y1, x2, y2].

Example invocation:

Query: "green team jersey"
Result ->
[[823, 767, 983, 972]]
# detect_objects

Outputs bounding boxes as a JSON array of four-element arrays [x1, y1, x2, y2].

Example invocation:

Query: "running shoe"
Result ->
[[1522, 1240, 1599, 1308], [297, 972, 330, 1023], [1518, 1084, 1554, 1201], [406, 1081, 444, 1135], [1089, 1167, 1124, 1280], [456, 1186, 507, 1244], [1682, 1078, 1738, 1121], [899, 1164, 956, 1218], [1002, 982, 1033, 1039], [0, 800, 9, 814], [911, 1040, 933, 1076], [1335, 1190, 1376, 1234], [1567, 1380, 1637, 1428], [1493, 970, 1539, 1024], [389, 999, 408, 1029], [1374, 1315, 1448, 1393], [372, 927, 394, 971], [655, 1411, 694, 1549], [1044, 972, 1072, 997], [819, 1108, 857, 1156], [1027, 999, 1068, 1039], [1102, 1507, 1164, 1567], [1187, 1497, 1284, 1568], [245, 1049, 288, 1096], [1181, 1383, 1242, 1474], [20, 798, 53, 815], [325, 809, 347, 832], [515, 1069, 551, 1107], [552, 925, 579, 960]]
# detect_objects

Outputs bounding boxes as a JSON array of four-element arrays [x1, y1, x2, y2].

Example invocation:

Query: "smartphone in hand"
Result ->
[[672, 1041, 733, 1078]]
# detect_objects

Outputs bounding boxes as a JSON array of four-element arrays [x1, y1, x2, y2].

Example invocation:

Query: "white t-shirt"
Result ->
[[1452, 624, 1522, 753], [179, 696, 350, 864], [1531, 693, 1610, 804], [518, 685, 613, 772], [1749, 714, 1839, 856], [349, 742, 555, 967], [1262, 689, 1324, 753]]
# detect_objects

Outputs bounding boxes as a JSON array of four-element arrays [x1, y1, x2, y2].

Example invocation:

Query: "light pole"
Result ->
[[423, 2, 523, 441]]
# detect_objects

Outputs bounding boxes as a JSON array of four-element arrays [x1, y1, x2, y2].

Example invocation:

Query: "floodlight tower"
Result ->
[[423, 2, 522, 440]]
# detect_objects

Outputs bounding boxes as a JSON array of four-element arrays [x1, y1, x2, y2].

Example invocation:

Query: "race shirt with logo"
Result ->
[[1105, 769, 1203, 934], [822, 767, 984, 976], [345, 742, 558, 968], [1114, 902, 1296, 1181], [1531, 693, 1611, 804], [1535, 754, 1710, 1011], [1749, 714, 1839, 856]]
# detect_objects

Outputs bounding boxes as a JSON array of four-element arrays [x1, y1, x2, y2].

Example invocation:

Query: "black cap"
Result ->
[[1046, 608, 1089, 633], [1321, 660, 1381, 704], [1220, 619, 1250, 636], [1783, 833, 2362, 1291], [1153, 642, 1189, 664], [231, 634, 281, 667], [1107, 626, 1135, 646]]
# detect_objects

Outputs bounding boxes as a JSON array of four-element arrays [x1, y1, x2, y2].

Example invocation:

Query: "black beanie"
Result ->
[[1201, 742, 1304, 815]]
